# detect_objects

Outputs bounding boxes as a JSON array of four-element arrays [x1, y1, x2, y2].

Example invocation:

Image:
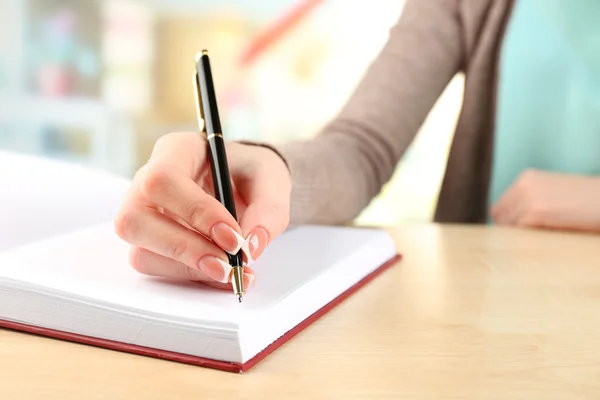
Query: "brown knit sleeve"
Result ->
[[272, 0, 465, 225]]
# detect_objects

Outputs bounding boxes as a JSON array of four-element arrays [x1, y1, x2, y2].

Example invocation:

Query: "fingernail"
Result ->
[[242, 227, 269, 266], [198, 256, 232, 283], [211, 222, 244, 254], [244, 272, 255, 290]]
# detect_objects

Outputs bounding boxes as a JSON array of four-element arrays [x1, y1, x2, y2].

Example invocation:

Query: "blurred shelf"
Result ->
[[0, 94, 108, 125], [0, 94, 136, 177]]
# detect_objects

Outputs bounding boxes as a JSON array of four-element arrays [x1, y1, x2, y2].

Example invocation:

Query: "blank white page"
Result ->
[[0, 222, 395, 328], [0, 150, 130, 252]]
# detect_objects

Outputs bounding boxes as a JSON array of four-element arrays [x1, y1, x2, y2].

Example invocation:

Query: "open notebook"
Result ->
[[0, 151, 399, 372], [0, 222, 398, 373]]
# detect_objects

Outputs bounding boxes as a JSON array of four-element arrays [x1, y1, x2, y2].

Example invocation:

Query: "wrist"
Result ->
[[235, 141, 290, 173]]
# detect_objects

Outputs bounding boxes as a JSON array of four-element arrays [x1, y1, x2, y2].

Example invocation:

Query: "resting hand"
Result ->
[[491, 169, 600, 233]]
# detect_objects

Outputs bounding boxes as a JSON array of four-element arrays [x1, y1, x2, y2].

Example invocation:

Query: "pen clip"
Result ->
[[193, 71, 206, 133]]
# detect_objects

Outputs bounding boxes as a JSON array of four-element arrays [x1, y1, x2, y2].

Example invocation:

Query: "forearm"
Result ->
[[278, 128, 396, 225], [276, 0, 465, 225]]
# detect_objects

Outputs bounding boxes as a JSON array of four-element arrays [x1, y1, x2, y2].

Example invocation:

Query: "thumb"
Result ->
[[235, 150, 291, 265]]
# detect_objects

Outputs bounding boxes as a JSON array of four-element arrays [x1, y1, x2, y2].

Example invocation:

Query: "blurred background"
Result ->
[[0, 0, 464, 226]]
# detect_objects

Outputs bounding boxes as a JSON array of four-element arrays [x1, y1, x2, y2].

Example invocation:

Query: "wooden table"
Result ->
[[2, 224, 600, 399]]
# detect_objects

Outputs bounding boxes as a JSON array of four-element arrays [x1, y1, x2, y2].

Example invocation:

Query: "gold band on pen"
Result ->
[[206, 133, 223, 140]]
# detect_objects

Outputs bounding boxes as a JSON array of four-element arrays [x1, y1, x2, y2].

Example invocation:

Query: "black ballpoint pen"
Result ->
[[194, 49, 244, 302]]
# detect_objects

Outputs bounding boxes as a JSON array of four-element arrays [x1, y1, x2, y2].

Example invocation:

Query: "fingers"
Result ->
[[129, 246, 256, 290], [232, 147, 291, 265], [239, 202, 288, 266], [491, 179, 529, 226], [138, 163, 245, 255], [114, 203, 233, 283], [140, 132, 246, 255], [491, 192, 517, 225]]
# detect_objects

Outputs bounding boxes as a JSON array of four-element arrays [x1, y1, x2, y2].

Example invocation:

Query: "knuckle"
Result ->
[[114, 209, 138, 241], [519, 169, 536, 186], [158, 131, 197, 145], [181, 264, 202, 281], [266, 201, 283, 215], [132, 164, 149, 183], [166, 237, 188, 262], [140, 164, 173, 199], [154, 134, 171, 148], [515, 177, 527, 190], [184, 200, 208, 227]]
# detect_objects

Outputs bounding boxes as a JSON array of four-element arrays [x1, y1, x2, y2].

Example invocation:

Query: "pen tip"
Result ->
[[237, 293, 243, 303]]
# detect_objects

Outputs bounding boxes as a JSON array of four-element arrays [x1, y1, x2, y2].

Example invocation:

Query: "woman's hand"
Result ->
[[490, 169, 600, 233], [114, 132, 291, 290]]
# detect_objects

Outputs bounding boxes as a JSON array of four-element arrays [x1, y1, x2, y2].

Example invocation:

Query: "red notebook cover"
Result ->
[[0, 254, 400, 373]]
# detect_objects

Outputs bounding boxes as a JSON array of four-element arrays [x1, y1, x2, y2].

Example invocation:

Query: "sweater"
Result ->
[[275, 0, 516, 225]]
